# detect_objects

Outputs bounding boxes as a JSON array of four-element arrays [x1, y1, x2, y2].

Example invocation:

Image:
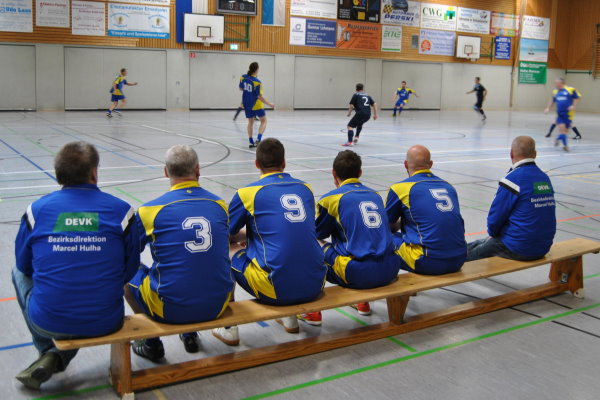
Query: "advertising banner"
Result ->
[[381, 0, 419, 27], [494, 36, 511, 60], [419, 28, 455, 56], [72, 0, 105, 36], [289, 17, 336, 47], [111, 0, 169, 5], [337, 0, 380, 23], [519, 61, 547, 84], [0, 0, 33, 32], [108, 3, 169, 38], [290, 0, 336, 20], [420, 2, 456, 31], [490, 12, 518, 37], [337, 20, 381, 50], [457, 7, 490, 34], [519, 38, 548, 62], [381, 25, 402, 52], [522, 15, 550, 40], [36, 0, 69, 27]]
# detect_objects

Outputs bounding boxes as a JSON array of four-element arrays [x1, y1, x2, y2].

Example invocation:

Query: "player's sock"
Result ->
[[393, 107, 397, 116], [546, 123, 556, 137], [257, 134, 263, 142], [249, 137, 255, 145], [347, 130, 354, 144], [356, 126, 362, 137], [106, 109, 111, 114], [559, 134, 567, 146], [572, 127, 582, 138], [234, 107, 243, 120]]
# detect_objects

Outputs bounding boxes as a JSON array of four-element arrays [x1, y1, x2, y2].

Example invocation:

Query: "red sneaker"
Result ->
[[297, 311, 322, 326], [341, 142, 353, 147], [351, 302, 371, 316]]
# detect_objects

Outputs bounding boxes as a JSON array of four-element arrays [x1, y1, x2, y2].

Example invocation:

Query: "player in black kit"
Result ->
[[466, 77, 487, 121], [343, 83, 378, 146]]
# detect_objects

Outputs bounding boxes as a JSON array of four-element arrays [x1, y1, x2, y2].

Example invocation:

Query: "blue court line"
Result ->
[[256, 321, 269, 328], [0, 342, 33, 351], [0, 138, 57, 182], [46, 125, 156, 169]]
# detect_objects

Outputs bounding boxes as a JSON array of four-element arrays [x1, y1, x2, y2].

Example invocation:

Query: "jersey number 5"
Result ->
[[429, 189, 454, 212], [359, 201, 382, 228], [182, 217, 212, 253], [281, 194, 307, 222]]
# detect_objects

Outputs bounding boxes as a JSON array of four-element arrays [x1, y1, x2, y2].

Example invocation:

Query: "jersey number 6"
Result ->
[[359, 201, 382, 228], [182, 217, 212, 253]]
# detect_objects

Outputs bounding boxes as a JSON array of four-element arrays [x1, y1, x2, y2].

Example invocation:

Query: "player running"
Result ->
[[343, 83, 378, 146], [392, 81, 419, 117], [106, 68, 137, 118], [544, 78, 581, 151], [466, 77, 487, 120], [240, 62, 275, 148], [545, 122, 582, 140]]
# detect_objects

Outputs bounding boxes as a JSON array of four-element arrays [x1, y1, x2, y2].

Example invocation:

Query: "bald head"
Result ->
[[511, 136, 537, 162], [405, 145, 433, 176]]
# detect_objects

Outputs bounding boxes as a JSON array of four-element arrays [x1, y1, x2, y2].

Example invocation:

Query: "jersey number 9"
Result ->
[[182, 217, 212, 253], [280, 194, 307, 222]]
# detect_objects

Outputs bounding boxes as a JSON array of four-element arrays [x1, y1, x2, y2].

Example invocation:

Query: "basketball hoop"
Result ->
[[201, 35, 210, 47], [466, 53, 477, 62]]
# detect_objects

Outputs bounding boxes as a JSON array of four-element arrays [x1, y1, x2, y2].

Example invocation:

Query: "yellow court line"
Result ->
[[153, 389, 168, 400]]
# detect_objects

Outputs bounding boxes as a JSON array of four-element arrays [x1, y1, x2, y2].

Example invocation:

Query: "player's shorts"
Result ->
[[395, 100, 408, 107], [348, 113, 371, 128], [555, 114, 572, 128], [245, 108, 266, 119], [474, 99, 484, 110], [128, 266, 231, 324], [323, 244, 400, 289], [393, 235, 466, 275], [231, 249, 321, 306], [111, 94, 125, 102]]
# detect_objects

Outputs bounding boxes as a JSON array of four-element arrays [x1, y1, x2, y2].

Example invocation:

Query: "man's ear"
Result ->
[[255, 159, 260, 170], [404, 160, 409, 170], [164, 166, 169, 178], [195, 163, 200, 179], [90, 167, 99, 184], [428, 160, 433, 169], [358, 169, 363, 178], [281, 160, 286, 171]]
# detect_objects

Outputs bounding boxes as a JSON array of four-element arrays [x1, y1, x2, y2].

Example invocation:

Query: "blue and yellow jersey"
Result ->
[[15, 184, 140, 336], [135, 182, 234, 323], [396, 88, 414, 102], [111, 75, 128, 96], [229, 172, 326, 302], [239, 74, 264, 111], [553, 86, 580, 118], [316, 179, 395, 260], [385, 170, 466, 267]]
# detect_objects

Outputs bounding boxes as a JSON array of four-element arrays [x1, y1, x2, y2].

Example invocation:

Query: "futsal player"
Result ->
[[212, 139, 326, 345], [544, 79, 582, 146], [392, 81, 419, 117], [240, 62, 275, 148], [466, 77, 487, 120], [106, 68, 137, 118], [344, 83, 378, 146], [545, 122, 582, 140], [298, 150, 401, 325]]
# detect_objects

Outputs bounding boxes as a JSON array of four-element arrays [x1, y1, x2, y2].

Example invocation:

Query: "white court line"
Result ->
[[1, 152, 595, 192]]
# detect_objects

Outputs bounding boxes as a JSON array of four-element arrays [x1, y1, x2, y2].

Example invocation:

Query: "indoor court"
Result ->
[[1, 0, 600, 399]]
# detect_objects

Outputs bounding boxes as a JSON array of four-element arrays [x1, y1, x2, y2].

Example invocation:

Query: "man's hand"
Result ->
[[568, 105, 575, 111], [373, 114, 378, 120], [543, 107, 550, 114]]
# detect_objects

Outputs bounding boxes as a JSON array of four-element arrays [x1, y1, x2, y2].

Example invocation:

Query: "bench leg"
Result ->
[[549, 256, 584, 298], [386, 295, 410, 324], [109, 341, 134, 398]]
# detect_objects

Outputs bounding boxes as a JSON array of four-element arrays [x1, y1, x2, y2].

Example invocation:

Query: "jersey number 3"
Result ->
[[182, 217, 212, 253], [429, 189, 454, 212], [281, 194, 307, 222]]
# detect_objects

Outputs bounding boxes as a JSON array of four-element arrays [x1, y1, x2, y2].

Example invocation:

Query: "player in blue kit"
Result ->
[[392, 81, 419, 117], [385, 145, 467, 275], [13, 142, 139, 389], [299, 150, 401, 325], [544, 78, 581, 151], [240, 62, 275, 148], [125, 145, 234, 361], [106, 68, 137, 118], [343, 83, 378, 146], [212, 138, 326, 345]]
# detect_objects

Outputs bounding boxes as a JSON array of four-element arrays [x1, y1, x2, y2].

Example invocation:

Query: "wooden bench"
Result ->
[[55, 238, 600, 399]]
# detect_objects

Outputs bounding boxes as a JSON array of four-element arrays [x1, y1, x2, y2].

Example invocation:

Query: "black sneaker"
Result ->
[[572, 135, 581, 140], [132, 339, 165, 362], [179, 333, 200, 353], [545, 132, 552, 138], [16, 352, 61, 390], [249, 143, 257, 148]]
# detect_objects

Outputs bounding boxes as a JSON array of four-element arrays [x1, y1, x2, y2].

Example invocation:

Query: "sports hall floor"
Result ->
[[1, 109, 599, 400]]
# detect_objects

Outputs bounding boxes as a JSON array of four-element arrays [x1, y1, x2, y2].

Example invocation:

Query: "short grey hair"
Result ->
[[512, 136, 536, 159], [165, 145, 199, 178], [556, 77, 565, 83]]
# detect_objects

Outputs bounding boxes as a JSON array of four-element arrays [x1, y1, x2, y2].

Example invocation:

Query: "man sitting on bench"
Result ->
[[385, 145, 467, 275], [213, 138, 327, 345], [467, 136, 556, 261], [13, 142, 140, 389], [125, 145, 234, 361], [299, 150, 401, 325]]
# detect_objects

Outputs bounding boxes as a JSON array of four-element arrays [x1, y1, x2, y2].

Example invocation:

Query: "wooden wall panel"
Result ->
[[566, 0, 599, 70]]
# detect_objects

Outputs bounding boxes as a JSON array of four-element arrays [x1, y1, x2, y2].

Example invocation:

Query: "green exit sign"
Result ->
[[229, 44, 239, 51]]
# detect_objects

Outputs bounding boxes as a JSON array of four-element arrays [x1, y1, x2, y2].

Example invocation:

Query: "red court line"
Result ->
[[465, 213, 600, 237], [0, 297, 16, 302]]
